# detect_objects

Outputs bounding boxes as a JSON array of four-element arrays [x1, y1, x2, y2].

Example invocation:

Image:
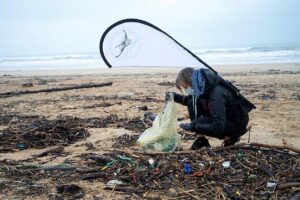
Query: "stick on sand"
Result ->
[[0, 82, 113, 98]]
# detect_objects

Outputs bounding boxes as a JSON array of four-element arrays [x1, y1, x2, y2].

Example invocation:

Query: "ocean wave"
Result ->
[[192, 47, 253, 54], [192, 46, 300, 54], [0, 46, 300, 71], [0, 53, 100, 62]]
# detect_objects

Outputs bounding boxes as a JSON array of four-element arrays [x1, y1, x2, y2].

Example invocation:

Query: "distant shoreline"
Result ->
[[0, 63, 299, 77], [1, 44, 300, 71]]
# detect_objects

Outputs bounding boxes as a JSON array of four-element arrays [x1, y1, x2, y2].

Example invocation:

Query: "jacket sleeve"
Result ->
[[190, 88, 227, 139], [173, 93, 192, 106]]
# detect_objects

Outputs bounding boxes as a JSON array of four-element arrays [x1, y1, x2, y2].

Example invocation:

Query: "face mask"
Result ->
[[185, 87, 194, 95]]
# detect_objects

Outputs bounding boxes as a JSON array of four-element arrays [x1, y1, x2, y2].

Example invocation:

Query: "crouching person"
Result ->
[[165, 67, 255, 149]]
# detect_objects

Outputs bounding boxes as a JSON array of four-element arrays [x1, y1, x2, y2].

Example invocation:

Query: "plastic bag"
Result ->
[[137, 93, 181, 152]]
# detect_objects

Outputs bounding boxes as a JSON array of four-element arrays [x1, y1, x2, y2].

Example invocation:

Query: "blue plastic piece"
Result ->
[[183, 163, 192, 174]]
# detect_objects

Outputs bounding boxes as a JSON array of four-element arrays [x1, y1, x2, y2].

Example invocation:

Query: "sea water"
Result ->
[[1, 45, 300, 71], [192, 45, 300, 65]]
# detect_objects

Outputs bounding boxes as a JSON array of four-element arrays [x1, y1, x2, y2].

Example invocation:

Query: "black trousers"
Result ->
[[187, 99, 249, 139]]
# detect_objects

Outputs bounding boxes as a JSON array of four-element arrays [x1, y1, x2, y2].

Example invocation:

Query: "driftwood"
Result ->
[[131, 142, 300, 155], [81, 172, 107, 180], [111, 142, 300, 156], [0, 82, 113, 98], [0, 147, 16, 153], [276, 182, 300, 190], [135, 150, 196, 155], [0, 163, 77, 171], [75, 167, 102, 174], [32, 146, 64, 158], [250, 142, 300, 154], [1, 143, 298, 199], [104, 186, 144, 193], [214, 142, 300, 154], [110, 148, 195, 156]]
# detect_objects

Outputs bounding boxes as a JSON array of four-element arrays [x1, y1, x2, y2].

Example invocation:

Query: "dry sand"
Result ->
[[0, 63, 299, 199]]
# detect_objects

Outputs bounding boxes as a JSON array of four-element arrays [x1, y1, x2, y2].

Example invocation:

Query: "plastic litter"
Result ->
[[199, 162, 205, 168], [137, 93, 181, 152], [116, 155, 136, 164], [17, 143, 25, 150], [144, 111, 156, 121], [148, 158, 155, 167], [183, 163, 193, 174], [245, 173, 257, 182], [237, 152, 245, 160], [267, 181, 277, 189], [101, 159, 117, 171], [152, 168, 160, 175], [222, 161, 231, 169], [106, 179, 123, 187]]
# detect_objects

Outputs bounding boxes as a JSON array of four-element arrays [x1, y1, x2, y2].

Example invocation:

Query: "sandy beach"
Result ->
[[0, 63, 299, 199]]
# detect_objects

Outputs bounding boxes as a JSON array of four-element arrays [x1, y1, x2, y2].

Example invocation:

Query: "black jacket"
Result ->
[[174, 69, 255, 139]]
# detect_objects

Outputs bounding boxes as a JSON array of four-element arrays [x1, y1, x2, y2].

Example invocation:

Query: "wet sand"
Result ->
[[0, 63, 299, 199]]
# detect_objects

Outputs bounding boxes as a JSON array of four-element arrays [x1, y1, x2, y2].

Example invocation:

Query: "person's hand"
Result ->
[[179, 123, 193, 131], [165, 92, 173, 101]]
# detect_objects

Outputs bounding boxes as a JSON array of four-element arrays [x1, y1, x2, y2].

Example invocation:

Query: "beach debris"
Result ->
[[148, 158, 155, 167], [183, 163, 193, 174], [37, 79, 48, 85], [248, 142, 300, 154], [0, 114, 152, 152], [112, 133, 139, 148], [56, 184, 82, 194], [21, 82, 33, 87], [157, 81, 175, 86], [84, 142, 95, 150], [106, 180, 123, 187], [267, 181, 278, 189], [0, 143, 299, 199], [0, 82, 113, 98], [87, 154, 112, 162], [83, 102, 114, 109], [61, 105, 76, 109], [0, 117, 89, 151], [222, 161, 231, 169], [60, 94, 163, 103], [144, 111, 156, 121], [32, 146, 64, 158], [138, 105, 148, 111], [17, 143, 26, 150], [257, 89, 277, 100], [0, 162, 77, 171], [291, 194, 300, 200], [49, 115, 151, 132], [236, 151, 245, 160], [296, 93, 300, 101], [0, 114, 41, 126], [177, 117, 186, 121], [55, 184, 85, 199]]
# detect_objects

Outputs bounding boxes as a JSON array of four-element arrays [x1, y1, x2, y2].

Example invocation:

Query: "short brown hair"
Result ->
[[175, 67, 194, 92]]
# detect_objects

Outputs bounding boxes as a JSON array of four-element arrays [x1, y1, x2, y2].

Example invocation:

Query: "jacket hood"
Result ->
[[192, 68, 221, 97]]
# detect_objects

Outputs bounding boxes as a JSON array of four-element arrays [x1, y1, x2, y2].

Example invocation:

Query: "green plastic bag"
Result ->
[[137, 93, 181, 152]]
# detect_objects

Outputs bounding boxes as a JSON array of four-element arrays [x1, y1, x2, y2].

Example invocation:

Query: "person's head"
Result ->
[[175, 67, 194, 93]]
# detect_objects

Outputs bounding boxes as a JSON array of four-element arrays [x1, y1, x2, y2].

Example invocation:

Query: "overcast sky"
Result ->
[[0, 0, 300, 57]]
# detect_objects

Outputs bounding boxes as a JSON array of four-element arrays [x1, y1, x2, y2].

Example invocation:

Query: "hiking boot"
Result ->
[[223, 137, 240, 147], [190, 137, 210, 150]]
